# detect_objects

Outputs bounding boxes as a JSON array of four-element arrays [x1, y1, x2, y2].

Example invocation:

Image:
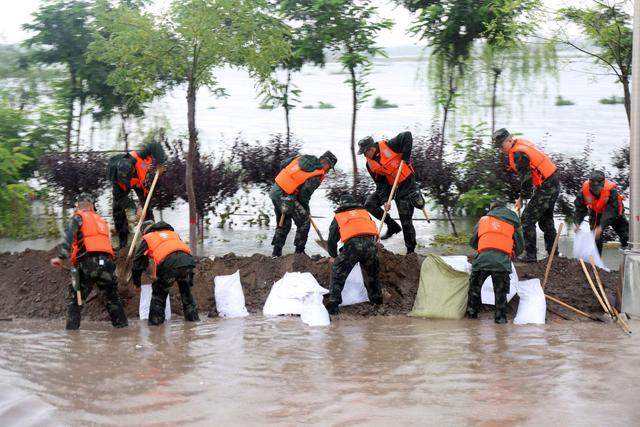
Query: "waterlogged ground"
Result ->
[[0, 316, 639, 426]]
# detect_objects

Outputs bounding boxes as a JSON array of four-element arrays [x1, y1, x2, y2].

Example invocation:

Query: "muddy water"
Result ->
[[1, 317, 639, 426]]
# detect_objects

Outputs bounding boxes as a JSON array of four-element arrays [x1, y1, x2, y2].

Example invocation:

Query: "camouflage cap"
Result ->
[[75, 193, 95, 205], [339, 193, 356, 206], [589, 170, 606, 184], [492, 128, 510, 145], [141, 220, 155, 234], [319, 151, 337, 169], [357, 136, 376, 154]]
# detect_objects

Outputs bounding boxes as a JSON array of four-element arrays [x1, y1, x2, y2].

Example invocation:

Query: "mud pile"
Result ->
[[0, 249, 620, 321]]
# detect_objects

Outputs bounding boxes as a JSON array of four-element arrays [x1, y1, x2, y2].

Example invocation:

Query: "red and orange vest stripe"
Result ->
[[366, 140, 414, 186], [275, 157, 326, 195], [582, 179, 624, 215], [70, 209, 114, 266], [477, 216, 515, 255], [117, 150, 153, 195], [335, 209, 378, 243], [507, 139, 557, 187], [142, 230, 192, 266]]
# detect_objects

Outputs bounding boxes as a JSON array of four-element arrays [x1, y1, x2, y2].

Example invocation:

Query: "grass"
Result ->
[[303, 101, 335, 109], [555, 95, 575, 106], [432, 233, 470, 246], [372, 96, 398, 109], [599, 95, 625, 105]]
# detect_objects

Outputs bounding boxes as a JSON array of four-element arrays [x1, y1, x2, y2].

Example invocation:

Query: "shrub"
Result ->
[[555, 95, 575, 106], [318, 101, 335, 109], [40, 152, 109, 206], [325, 170, 376, 207], [372, 96, 398, 109], [599, 95, 625, 105], [550, 145, 596, 221]]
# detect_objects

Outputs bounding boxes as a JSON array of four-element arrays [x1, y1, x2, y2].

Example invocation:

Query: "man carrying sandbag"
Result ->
[[357, 131, 425, 254], [270, 151, 337, 257], [574, 170, 628, 254], [325, 194, 382, 315], [132, 221, 199, 325], [467, 202, 524, 324], [107, 141, 166, 251], [50, 195, 128, 330]]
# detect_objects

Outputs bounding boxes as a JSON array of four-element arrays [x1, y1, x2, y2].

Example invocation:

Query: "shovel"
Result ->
[[310, 215, 329, 252], [117, 169, 162, 285], [589, 257, 632, 335], [377, 160, 405, 242]]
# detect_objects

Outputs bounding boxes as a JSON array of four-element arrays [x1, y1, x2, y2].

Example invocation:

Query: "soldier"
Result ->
[[270, 151, 337, 257], [107, 142, 166, 250], [358, 131, 425, 254], [494, 128, 560, 262], [132, 221, 199, 326], [574, 170, 628, 254], [467, 202, 524, 324], [325, 194, 382, 315], [49, 195, 128, 330]]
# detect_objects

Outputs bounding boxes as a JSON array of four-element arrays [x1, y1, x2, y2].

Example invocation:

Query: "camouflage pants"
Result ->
[[112, 185, 154, 249], [521, 175, 560, 257], [270, 195, 310, 251], [149, 266, 199, 326], [591, 214, 629, 254], [467, 270, 510, 320], [329, 236, 381, 305], [364, 192, 416, 252], [66, 254, 128, 330]]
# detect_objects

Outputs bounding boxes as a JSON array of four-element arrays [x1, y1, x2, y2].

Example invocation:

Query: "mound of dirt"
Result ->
[[0, 249, 620, 322]]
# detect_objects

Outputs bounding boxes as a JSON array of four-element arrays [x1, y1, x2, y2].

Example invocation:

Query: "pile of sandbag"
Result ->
[[409, 254, 546, 324]]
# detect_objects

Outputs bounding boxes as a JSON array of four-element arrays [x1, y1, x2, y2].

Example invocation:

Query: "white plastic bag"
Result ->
[[300, 292, 330, 326], [573, 229, 609, 271], [139, 284, 171, 321], [340, 263, 369, 306], [441, 255, 472, 273], [514, 279, 546, 325], [214, 270, 249, 318], [263, 272, 328, 316], [481, 263, 518, 304]]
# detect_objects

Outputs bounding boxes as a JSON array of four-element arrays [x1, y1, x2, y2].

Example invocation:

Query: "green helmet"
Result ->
[[319, 151, 338, 169]]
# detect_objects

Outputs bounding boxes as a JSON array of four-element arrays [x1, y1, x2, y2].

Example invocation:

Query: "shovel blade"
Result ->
[[315, 239, 329, 253]]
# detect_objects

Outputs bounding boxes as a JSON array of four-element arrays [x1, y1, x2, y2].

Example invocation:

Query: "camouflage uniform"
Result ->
[[513, 152, 560, 258], [574, 178, 629, 254], [107, 142, 166, 249], [361, 131, 424, 253], [132, 221, 199, 326], [327, 201, 382, 309], [467, 206, 524, 323], [270, 155, 324, 253], [57, 214, 128, 330]]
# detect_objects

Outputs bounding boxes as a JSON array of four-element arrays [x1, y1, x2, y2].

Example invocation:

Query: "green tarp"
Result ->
[[408, 254, 470, 320]]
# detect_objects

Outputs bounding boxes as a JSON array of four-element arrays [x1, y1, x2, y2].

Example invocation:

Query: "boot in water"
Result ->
[[271, 246, 283, 257], [381, 223, 401, 241]]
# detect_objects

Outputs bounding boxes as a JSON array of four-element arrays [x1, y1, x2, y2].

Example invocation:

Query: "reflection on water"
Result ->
[[0, 317, 639, 425]]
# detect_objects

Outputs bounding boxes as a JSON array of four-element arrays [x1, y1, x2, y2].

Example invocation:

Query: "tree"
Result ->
[[328, 1, 392, 193], [23, 0, 93, 154], [91, 0, 290, 254], [558, 1, 632, 125]]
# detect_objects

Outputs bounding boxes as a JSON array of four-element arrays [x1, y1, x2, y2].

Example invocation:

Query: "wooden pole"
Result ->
[[579, 258, 612, 317], [590, 258, 632, 334], [545, 294, 599, 321], [377, 160, 404, 240], [542, 222, 564, 289]]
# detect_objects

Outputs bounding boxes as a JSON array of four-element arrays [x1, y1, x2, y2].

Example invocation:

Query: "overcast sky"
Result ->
[[0, 0, 589, 46]]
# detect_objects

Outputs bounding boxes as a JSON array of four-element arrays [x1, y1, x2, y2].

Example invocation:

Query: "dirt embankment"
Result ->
[[0, 249, 620, 321]]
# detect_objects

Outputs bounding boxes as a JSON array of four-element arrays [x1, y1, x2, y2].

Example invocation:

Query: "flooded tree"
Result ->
[[90, 0, 290, 254]]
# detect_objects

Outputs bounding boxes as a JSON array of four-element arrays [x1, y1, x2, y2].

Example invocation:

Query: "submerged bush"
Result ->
[[555, 95, 575, 106], [599, 95, 625, 105], [40, 152, 109, 206], [372, 96, 398, 109], [325, 170, 376, 207]]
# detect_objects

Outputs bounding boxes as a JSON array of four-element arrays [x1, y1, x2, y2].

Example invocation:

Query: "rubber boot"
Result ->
[[406, 246, 415, 255], [494, 310, 508, 324], [294, 246, 307, 255], [326, 301, 340, 315], [118, 232, 128, 250], [66, 303, 81, 330], [271, 246, 283, 257], [108, 303, 128, 328], [381, 221, 401, 241], [517, 253, 537, 263], [466, 308, 479, 319]]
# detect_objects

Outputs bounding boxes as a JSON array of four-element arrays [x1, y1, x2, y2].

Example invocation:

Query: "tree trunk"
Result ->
[[284, 69, 292, 150], [349, 66, 358, 194], [64, 69, 77, 155], [120, 112, 130, 151], [186, 77, 199, 255], [76, 95, 85, 151], [444, 207, 458, 237], [622, 75, 631, 127], [441, 72, 456, 138], [490, 67, 502, 134]]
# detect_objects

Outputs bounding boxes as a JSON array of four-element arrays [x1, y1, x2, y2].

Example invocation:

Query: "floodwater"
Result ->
[[1, 316, 639, 426]]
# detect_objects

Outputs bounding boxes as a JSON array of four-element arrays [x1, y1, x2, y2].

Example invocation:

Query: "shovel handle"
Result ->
[[76, 290, 83, 306], [377, 160, 405, 239], [421, 207, 431, 223], [542, 222, 563, 289], [279, 213, 285, 228], [125, 169, 162, 261]]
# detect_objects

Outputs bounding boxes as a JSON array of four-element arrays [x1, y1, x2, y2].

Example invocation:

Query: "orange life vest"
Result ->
[[507, 139, 557, 187], [70, 209, 114, 266], [582, 179, 624, 215], [477, 216, 515, 255], [366, 140, 414, 186], [275, 157, 326, 195], [335, 209, 379, 243], [117, 151, 153, 195], [142, 229, 192, 266]]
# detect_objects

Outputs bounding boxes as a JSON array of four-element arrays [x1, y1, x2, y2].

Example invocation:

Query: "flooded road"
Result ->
[[0, 317, 639, 426]]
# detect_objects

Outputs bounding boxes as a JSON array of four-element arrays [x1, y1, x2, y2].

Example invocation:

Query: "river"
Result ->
[[0, 317, 638, 426]]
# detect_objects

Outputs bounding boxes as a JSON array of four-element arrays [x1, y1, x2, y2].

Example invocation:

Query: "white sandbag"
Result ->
[[573, 228, 609, 271], [214, 270, 249, 318], [441, 255, 471, 273], [263, 272, 328, 316], [300, 292, 330, 326], [139, 284, 172, 321], [340, 263, 369, 306], [514, 279, 546, 325], [481, 263, 518, 304]]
